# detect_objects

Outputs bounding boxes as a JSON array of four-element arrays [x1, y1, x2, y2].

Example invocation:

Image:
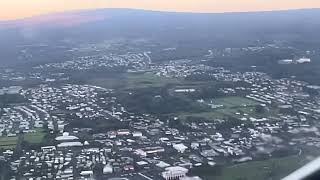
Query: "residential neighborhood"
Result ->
[[1, 47, 320, 179]]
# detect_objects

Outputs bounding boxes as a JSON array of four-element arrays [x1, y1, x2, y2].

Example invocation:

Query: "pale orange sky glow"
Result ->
[[1, 0, 320, 20]]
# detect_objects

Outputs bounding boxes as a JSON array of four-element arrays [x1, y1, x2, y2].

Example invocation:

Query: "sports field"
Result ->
[[24, 130, 46, 144], [0, 129, 46, 149], [178, 96, 260, 121], [0, 136, 18, 149]]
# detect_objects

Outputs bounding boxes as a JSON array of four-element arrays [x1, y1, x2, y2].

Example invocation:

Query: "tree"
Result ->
[[255, 105, 266, 114], [188, 165, 223, 177], [1, 130, 7, 137]]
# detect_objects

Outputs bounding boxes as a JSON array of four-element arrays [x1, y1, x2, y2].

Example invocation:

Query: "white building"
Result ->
[[117, 129, 130, 136], [55, 132, 83, 148], [132, 131, 143, 137], [174, 89, 196, 93], [80, 170, 93, 177], [296, 57, 311, 64], [181, 177, 202, 180], [173, 143, 188, 153], [162, 166, 189, 180], [103, 165, 113, 174], [41, 146, 56, 152], [135, 146, 165, 157], [55, 132, 79, 141], [57, 142, 83, 148]]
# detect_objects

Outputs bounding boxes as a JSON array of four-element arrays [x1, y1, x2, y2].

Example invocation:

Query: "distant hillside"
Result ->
[[1, 8, 320, 66]]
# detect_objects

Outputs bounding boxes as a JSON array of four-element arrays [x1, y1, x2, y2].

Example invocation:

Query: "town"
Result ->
[[0, 44, 320, 180]]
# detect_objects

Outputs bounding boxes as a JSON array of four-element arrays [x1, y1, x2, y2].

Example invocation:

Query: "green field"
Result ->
[[177, 96, 259, 121], [0, 129, 46, 149], [89, 77, 126, 89], [24, 131, 46, 144], [203, 156, 310, 180], [213, 96, 259, 108], [90, 72, 182, 90], [0, 136, 18, 149], [123, 72, 181, 89]]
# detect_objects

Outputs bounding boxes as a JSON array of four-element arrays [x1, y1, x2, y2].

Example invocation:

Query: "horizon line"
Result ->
[[2, 7, 320, 22]]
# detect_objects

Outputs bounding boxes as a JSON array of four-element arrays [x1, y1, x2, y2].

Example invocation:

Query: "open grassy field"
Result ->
[[202, 155, 310, 180], [123, 72, 181, 89], [89, 72, 182, 90], [0, 136, 18, 149], [0, 129, 46, 149], [89, 77, 126, 89], [178, 111, 225, 120], [24, 131, 46, 144], [177, 96, 259, 121], [213, 96, 259, 108]]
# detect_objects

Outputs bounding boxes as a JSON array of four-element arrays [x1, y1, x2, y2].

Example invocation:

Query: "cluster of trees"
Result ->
[[0, 94, 29, 119], [66, 116, 129, 133], [0, 162, 12, 180], [168, 118, 194, 132], [188, 164, 223, 178], [118, 87, 207, 115], [0, 94, 28, 105]]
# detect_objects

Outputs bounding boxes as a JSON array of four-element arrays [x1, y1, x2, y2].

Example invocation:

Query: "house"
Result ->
[[117, 129, 130, 136], [103, 165, 113, 174], [135, 146, 165, 157], [173, 144, 188, 153]]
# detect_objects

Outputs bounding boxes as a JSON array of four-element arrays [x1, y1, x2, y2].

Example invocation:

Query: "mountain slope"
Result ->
[[0, 8, 320, 66], [1, 8, 320, 42]]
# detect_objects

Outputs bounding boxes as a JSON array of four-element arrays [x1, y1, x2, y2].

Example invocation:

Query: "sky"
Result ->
[[1, 0, 320, 20]]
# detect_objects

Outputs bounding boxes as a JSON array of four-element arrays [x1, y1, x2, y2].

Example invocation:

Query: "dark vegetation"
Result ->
[[188, 164, 223, 177], [65, 116, 128, 133], [0, 94, 28, 117], [117, 87, 207, 115], [0, 94, 27, 105]]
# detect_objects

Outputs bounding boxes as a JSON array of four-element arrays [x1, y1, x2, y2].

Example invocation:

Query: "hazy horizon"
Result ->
[[1, 0, 320, 20]]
